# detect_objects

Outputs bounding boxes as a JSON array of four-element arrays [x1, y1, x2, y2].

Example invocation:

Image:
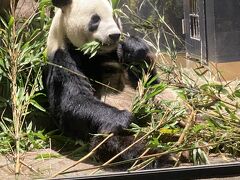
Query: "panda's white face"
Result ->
[[64, 0, 121, 50]]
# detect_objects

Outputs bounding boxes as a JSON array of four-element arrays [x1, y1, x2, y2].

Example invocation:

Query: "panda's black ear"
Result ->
[[52, 0, 72, 8]]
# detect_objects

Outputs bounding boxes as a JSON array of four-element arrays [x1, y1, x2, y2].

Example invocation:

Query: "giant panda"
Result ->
[[44, 0, 162, 165]]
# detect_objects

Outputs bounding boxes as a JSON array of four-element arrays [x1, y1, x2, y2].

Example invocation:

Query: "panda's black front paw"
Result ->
[[117, 36, 150, 63], [99, 110, 133, 135], [116, 110, 133, 133]]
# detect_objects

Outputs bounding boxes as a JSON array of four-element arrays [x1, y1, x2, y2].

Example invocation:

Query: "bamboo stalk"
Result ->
[[10, 18, 20, 177], [8, 0, 22, 175], [130, 148, 150, 169], [20, 160, 39, 174], [176, 105, 196, 146], [128, 157, 155, 171]]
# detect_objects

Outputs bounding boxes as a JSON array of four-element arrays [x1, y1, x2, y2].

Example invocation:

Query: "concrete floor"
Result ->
[[174, 53, 240, 81]]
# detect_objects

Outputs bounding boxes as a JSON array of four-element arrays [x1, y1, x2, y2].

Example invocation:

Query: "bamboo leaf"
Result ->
[[30, 99, 46, 112], [111, 0, 120, 9]]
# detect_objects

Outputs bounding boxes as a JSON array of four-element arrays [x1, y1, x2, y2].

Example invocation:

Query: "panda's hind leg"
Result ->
[[90, 135, 176, 169]]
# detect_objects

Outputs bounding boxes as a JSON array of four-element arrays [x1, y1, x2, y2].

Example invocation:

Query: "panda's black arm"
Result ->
[[58, 93, 132, 138], [45, 49, 132, 139], [118, 36, 160, 88]]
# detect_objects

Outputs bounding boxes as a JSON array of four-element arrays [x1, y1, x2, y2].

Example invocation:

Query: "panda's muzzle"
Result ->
[[109, 33, 121, 42], [99, 33, 121, 48], [100, 33, 121, 47]]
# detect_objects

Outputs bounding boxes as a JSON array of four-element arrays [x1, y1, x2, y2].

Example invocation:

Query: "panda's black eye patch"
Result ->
[[89, 14, 101, 32], [92, 14, 101, 23]]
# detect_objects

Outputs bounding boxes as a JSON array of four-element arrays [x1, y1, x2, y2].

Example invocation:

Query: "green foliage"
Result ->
[[35, 153, 62, 160], [109, 0, 120, 9], [119, 0, 240, 169], [79, 41, 101, 59], [132, 63, 240, 164], [0, 1, 51, 155], [132, 75, 167, 120], [130, 61, 240, 168], [0, 120, 49, 153]]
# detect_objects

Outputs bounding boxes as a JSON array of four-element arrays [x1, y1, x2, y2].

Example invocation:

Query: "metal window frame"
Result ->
[[189, 0, 200, 41], [189, 14, 200, 40]]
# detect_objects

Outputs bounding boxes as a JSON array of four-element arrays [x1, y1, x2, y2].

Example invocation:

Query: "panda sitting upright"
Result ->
[[44, 0, 160, 162]]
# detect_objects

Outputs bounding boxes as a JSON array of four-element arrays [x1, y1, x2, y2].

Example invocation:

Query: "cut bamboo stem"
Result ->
[[130, 148, 150, 169], [176, 106, 196, 146]]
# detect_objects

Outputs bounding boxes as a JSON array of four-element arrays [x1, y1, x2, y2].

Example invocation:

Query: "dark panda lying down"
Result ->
[[44, 0, 163, 166]]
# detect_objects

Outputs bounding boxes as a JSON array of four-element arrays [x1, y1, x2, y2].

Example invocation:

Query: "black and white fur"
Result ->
[[44, 0, 160, 164]]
